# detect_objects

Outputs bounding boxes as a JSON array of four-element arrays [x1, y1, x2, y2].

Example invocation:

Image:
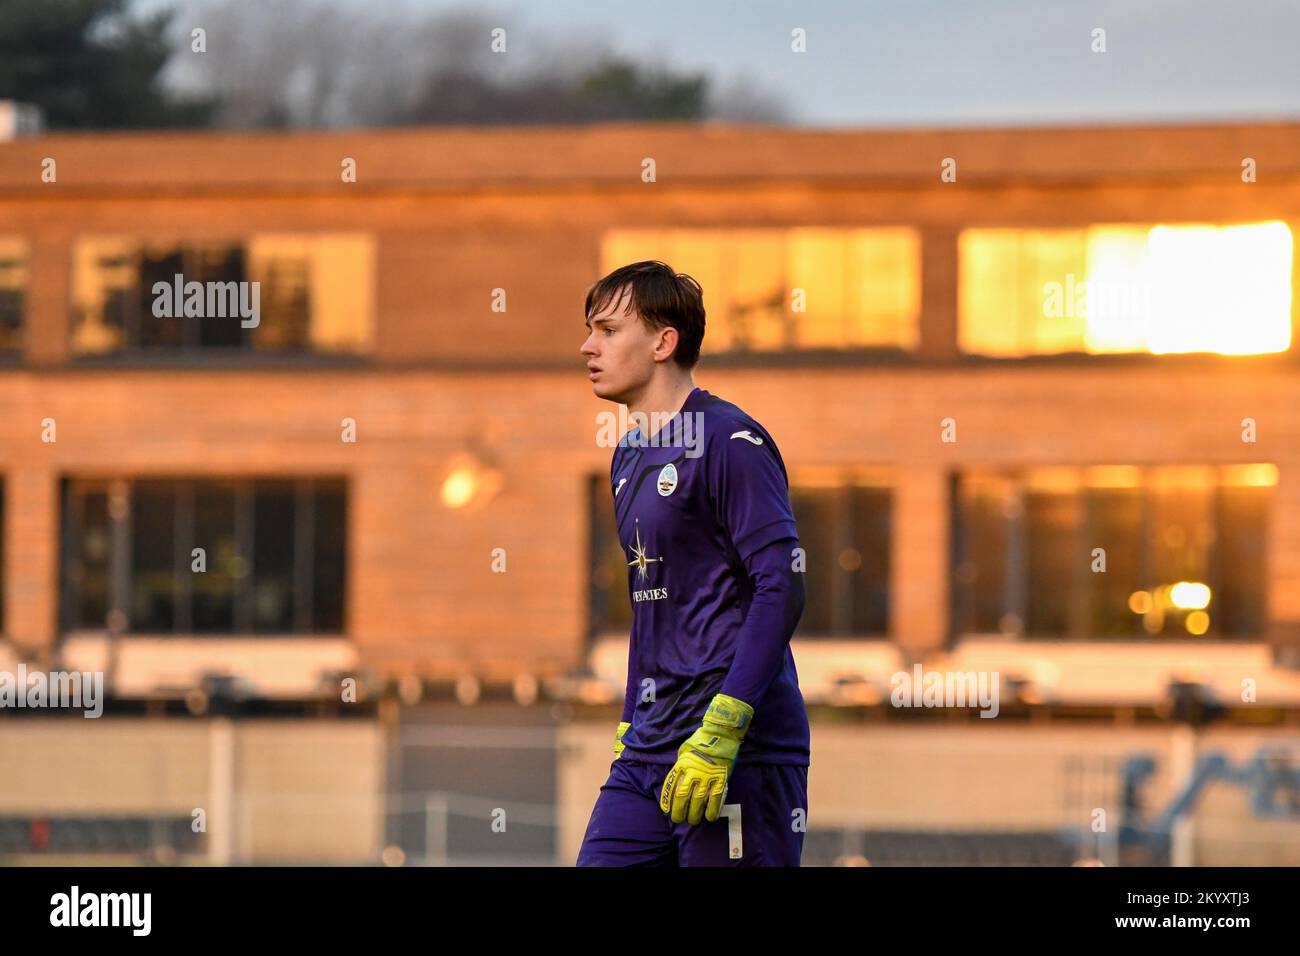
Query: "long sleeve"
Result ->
[[621, 635, 637, 722], [720, 536, 805, 707]]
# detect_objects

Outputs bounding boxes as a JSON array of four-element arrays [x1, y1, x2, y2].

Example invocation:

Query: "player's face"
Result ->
[[580, 288, 662, 404]]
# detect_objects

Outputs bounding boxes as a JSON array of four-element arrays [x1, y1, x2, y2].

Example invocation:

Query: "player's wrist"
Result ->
[[702, 693, 754, 739]]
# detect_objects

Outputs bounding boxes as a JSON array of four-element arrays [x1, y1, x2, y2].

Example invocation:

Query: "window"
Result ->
[[0, 238, 27, 354], [70, 235, 375, 356], [959, 222, 1294, 356], [790, 480, 890, 637], [589, 476, 632, 639], [60, 477, 347, 634], [601, 228, 920, 353], [952, 465, 1273, 639], [587, 472, 890, 639]]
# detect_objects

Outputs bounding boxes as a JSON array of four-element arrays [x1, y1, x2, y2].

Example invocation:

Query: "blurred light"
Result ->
[[1170, 581, 1211, 610], [512, 672, 539, 706], [439, 451, 505, 510], [398, 674, 423, 706], [1086, 465, 1142, 488], [1128, 590, 1152, 615], [455, 674, 481, 705], [1146, 221, 1292, 355], [838, 548, 862, 572], [440, 467, 478, 509], [381, 845, 406, 867], [1185, 610, 1210, 635], [1222, 463, 1279, 487]]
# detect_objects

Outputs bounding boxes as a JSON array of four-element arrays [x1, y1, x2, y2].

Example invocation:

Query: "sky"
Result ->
[[149, 0, 1300, 128]]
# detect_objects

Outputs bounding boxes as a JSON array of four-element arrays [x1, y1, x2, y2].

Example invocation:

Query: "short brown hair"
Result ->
[[584, 260, 706, 368]]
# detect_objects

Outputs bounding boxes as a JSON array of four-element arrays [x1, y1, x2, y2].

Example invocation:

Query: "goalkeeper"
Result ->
[[577, 261, 809, 866]]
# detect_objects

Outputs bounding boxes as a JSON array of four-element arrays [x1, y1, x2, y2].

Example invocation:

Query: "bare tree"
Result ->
[[161, 0, 788, 128]]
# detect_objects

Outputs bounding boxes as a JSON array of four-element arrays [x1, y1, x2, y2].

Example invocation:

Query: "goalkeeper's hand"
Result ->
[[659, 693, 754, 825], [613, 720, 631, 759]]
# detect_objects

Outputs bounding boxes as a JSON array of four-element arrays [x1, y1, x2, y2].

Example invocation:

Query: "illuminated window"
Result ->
[[959, 222, 1294, 356], [952, 465, 1274, 639], [71, 234, 375, 356], [0, 237, 27, 354], [602, 228, 920, 353]]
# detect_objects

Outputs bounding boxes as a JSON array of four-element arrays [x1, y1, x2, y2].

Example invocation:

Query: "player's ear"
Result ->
[[654, 325, 679, 362]]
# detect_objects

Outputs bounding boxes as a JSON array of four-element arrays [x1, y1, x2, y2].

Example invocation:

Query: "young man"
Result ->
[[576, 260, 809, 866]]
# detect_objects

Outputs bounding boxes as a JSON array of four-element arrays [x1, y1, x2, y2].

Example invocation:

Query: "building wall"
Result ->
[[1, 125, 1299, 684], [0, 717, 385, 863], [4, 361, 1300, 679]]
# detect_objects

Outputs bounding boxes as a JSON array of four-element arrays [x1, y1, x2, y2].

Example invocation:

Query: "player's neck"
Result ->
[[627, 375, 697, 441]]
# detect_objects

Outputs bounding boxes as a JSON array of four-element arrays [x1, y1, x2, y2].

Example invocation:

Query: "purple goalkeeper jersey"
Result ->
[[610, 386, 809, 766]]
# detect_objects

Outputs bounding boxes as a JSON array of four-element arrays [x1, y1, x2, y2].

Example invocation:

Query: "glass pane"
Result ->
[[1214, 485, 1268, 635], [68, 487, 111, 629], [601, 227, 919, 354], [727, 230, 786, 351], [252, 480, 296, 631], [1147, 473, 1212, 637], [312, 479, 347, 632], [1024, 490, 1074, 635], [193, 480, 237, 631], [1147, 222, 1292, 354], [790, 487, 835, 635], [191, 245, 248, 348], [0, 237, 27, 352], [590, 474, 632, 635], [849, 486, 890, 635], [788, 227, 921, 350], [130, 480, 177, 632], [249, 235, 311, 351], [71, 237, 134, 354], [960, 222, 1294, 356], [138, 247, 185, 348], [959, 229, 1088, 356], [1085, 486, 1144, 636], [848, 228, 921, 349], [307, 235, 375, 353], [954, 475, 1010, 633]]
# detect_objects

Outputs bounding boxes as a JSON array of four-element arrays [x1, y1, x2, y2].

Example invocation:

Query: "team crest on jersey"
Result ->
[[657, 463, 678, 496]]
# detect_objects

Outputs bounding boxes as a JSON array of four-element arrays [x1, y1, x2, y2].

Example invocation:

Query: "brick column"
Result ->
[[26, 232, 71, 366], [917, 225, 959, 361], [5, 468, 58, 658], [891, 465, 950, 659]]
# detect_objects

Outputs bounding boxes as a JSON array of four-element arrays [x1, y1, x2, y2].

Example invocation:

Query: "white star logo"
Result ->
[[626, 518, 662, 581]]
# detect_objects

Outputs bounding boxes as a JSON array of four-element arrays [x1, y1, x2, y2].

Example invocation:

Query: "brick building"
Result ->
[[2, 121, 1300, 709]]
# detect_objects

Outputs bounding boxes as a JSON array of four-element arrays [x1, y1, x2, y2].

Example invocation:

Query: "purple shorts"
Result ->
[[576, 756, 808, 867]]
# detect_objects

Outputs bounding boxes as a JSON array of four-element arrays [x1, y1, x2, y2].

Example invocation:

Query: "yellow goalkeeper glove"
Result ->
[[659, 693, 754, 825], [613, 720, 631, 759]]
